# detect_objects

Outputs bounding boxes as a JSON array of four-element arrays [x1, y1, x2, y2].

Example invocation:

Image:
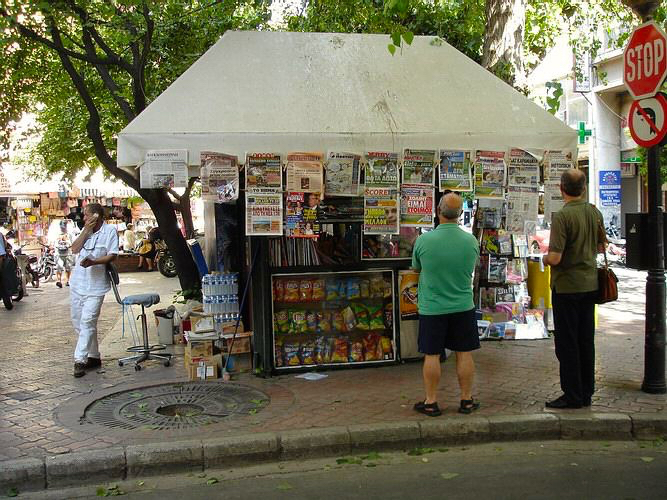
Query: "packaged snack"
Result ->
[[312, 278, 326, 301], [346, 278, 361, 300], [284, 343, 301, 366], [306, 311, 318, 333], [351, 303, 370, 330], [299, 279, 313, 302], [301, 341, 316, 365], [367, 304, 385, 330], [289, 310, 308, 334], [274, 310, 289, 334], [331, 338, 349, 363], [273, 279, 285, 302], [383, 278, 392, 298], [380, 336, 393, 357], [369, 276, 384, 298], [383, 303, 393, 329], [274, 340, 284, 367], [349, 341, 364, 362], [316, 311, 331, 333], [332, 310, 345, 332], [342, 306, 357, 332], [359, 279, 370, 299], [363, 333, 382, 361], [284, 279, 300, 302], [322, 337, 336, 363], [326, 278, 340, 301], [314, 336, 327, 364]]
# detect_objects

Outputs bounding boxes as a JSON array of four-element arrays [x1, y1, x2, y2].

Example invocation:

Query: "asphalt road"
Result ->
[[25, 439, 667, 499]]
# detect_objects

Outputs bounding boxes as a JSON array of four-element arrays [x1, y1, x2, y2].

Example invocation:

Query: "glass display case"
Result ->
[[272, 269, 396, 369]]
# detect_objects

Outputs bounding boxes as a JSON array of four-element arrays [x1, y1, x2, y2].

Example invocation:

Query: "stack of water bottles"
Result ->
[[202, 272, 241, 330]]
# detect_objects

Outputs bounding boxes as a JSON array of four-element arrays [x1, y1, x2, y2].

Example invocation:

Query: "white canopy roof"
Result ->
[[117, 31, 577, 167]]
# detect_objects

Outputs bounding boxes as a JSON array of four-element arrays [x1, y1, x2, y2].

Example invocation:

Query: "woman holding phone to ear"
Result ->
[[69, 203, 119, 378]]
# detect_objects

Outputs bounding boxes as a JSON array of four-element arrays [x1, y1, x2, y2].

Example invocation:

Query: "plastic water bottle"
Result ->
[[231, 273, 239, 295]]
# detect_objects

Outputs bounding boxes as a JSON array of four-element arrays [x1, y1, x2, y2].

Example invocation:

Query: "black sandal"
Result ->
[[414, 401, 442, 417], [458, 399, 480, 414]]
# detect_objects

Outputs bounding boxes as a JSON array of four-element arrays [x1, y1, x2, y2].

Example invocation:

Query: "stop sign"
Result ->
[[624, 21, 667, 100]]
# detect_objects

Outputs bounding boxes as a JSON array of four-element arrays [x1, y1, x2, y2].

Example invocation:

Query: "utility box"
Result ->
[[625, 212, 667, 270]]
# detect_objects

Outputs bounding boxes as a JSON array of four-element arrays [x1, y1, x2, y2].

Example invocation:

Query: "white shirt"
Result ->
[[70, 223, 119, 296]]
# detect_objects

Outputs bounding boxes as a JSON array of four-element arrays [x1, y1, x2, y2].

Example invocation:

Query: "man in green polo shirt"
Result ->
[[542, 169, 606, 409], [411, 192, 480, 417]]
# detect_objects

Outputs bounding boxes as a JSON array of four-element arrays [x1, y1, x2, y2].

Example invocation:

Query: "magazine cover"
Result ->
[[245, 153, 282, 190], [365, 151, 399, 188], [400, 184, 434, 228], [325, 152, 361, 196], [285, 192, 320, 238], [439, 150, 473, 191], [488, 256, 508, 283], [473, 150, 506, 199], [364, 187, 400, 235], [402, 149, 436, 185]]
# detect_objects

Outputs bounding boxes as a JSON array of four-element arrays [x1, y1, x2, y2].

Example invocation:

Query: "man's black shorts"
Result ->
[[418, 308, 480, 355]]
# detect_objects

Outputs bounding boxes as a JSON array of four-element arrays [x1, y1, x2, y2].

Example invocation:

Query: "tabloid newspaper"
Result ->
[[140, 149, 188, 189], [245, 153, 282, 190], [365, 151, 399, 188], [364, 187, 400, 235], [402, 149, 436, 185], [400, 184, 434, 228], [507, 148, 539, 189], [544, 150, 573, 181], [439, 150, 473, 191], [286, 152, 324, 193], [245, 188, 283, 236], [473, 150, 506, 199], [325, 152, 361, 197], [200, 151, 239, 203]]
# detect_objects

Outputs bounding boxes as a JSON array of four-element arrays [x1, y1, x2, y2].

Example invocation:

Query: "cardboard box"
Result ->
[[184, 353, 219, 380], [224, 352, 253, 373], [220, 332, 252, 355], [186, 339, 214, 358]]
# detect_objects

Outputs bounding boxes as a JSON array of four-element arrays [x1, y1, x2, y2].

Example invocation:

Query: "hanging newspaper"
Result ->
[[200, 151, 239, 203], [286, 152, 323, 192], [140, 149, 188, 189], [400, 184, 435, 228], [544, 150, 573, 181], [544, 180, 565, 223], [402, 149, 436, 185], [245, 153, 282, 190], [474, 150, 506, 199], [439, 150, 473, 191], [245, 188, 283, 236], [364, 187, 400, 235], [285, 192, 320, 238], [505, 186, 539, 233], [365, 151, 399, 188], [325, 152, 361, 196], [507, 148, 539, 189]]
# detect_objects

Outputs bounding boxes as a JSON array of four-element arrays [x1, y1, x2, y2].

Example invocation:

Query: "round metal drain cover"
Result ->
[[83, 382, 269, 430]]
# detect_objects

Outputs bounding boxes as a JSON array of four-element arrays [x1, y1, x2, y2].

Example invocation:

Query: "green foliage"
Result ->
[[173, 287, 203, 304], [545, 81, 563, 116], [96, 484, 125, 496], [636, 147, 667, 185]]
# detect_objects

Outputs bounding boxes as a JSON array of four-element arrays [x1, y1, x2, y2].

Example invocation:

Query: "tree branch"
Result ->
[[168, 188, 182, 201]]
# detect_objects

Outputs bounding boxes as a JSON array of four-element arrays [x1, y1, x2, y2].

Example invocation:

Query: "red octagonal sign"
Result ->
[[624, 21, 667, 100]]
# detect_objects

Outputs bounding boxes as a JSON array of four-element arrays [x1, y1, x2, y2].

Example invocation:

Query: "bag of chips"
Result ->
[[351, 303, 370, 330], [306, 311, 318, 333], [332, 310, 345, 332], [301, 342, 316, 365], [290, 310, 308, 334], [273, 279, 285, 302], [284, 343, 301, 366], [299, 279, 313, 302], [367, 304, 385, 330], [383, 303, 393, 329], [316, 311, 331, 333], [380, 337, 393, 357], [312, 278, 325, 301], [369, 276, 385, 298], [275, 340, 284, 367], [349, 341, 364, 362], [331, 338, 349, 363], [326, 278, 340, 301], [383, 278, 392, 298], [359, 279, 370, 299], [274, 310, 290, 334], [363, 333, 382, 361], [342, 306, 357, 332], [284, 279, 300, 302], [346, 278, 361, 300], [314, 336, 327, 364]]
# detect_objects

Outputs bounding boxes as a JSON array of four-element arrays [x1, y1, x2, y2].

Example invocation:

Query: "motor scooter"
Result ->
[[154, 239, 177, 278], [12, 243, 41, 288], [1, 245, 25, 310]]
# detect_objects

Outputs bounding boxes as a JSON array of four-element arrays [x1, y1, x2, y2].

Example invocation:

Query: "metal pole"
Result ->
[[641, 144, 666, 393]]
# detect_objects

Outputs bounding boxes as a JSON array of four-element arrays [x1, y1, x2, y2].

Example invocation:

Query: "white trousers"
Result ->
[[70, 290, 105, 362]]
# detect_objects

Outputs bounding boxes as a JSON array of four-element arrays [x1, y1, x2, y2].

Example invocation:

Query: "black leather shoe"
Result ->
[[545, 395, 582, 409], [84, 357, 102, 370], [73, 362, 86, 378], [582, 398, 592, 407]]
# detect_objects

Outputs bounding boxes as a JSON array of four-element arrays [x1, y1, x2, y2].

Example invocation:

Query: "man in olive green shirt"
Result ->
[[543, 169, 606, 409], [411, 192, 480, 417]]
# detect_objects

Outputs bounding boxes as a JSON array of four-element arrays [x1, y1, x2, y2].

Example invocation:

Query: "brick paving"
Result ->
[[0, 267, 665, 463]]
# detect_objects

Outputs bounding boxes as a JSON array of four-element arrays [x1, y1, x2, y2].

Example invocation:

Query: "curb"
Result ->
[[2, 412, 666, 492]]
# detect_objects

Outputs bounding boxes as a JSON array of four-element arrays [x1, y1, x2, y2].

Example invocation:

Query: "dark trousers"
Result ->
[[552, 290, 597, 405]]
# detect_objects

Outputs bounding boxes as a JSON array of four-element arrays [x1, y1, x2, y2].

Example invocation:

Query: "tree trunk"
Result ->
[[481, 0, 527, 89], [142, 188, 200, 291], [178, 194, 195, 239]]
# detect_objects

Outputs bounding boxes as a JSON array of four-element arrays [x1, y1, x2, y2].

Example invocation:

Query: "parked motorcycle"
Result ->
[[12, 243, 41, 288], [604, 223, 626, 266], [36, 242, 56, 283], [1, 246, 25, 310], [155, 239, 177, 278]]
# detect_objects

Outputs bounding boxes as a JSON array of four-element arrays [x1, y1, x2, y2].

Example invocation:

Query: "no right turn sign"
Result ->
[[629, 93, 667, 147]]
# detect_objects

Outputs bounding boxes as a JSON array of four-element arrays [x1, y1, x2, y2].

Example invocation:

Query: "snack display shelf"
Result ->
[[271, 269, 396, 370]]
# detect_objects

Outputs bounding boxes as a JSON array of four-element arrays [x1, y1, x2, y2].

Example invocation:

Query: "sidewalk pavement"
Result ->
[[1, 268, 665, 493]]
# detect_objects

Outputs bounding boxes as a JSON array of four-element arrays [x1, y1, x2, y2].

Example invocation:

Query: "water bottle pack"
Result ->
[[202, 272, 240, 315]]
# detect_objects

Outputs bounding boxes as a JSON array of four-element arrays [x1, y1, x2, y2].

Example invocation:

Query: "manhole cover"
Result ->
[[83, 382, 269, 430]]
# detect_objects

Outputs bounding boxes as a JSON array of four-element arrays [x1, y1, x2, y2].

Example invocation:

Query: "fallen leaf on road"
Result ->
[[441, 473, 459, 480], [206, 478, 219, 485], [277, 482, 293, 490], [640, 457, 654, 463], [570, 463, 578, 466], [421, 458, 429, 463]]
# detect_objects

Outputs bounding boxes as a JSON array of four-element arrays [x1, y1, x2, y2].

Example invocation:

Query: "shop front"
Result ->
[[117, 31, 577, 377]]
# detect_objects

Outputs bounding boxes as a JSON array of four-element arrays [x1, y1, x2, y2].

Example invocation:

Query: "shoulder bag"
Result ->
[[596, 217, 618, 304]]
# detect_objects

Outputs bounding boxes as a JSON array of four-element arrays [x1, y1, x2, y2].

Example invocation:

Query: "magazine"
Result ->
[[365, 152, 399, 188], [439, 150, 473, 191], [325, 152, 361, 196], [474, 150, 506, 199], [488, 256, 508, 283], [400, 184, 435, 228], [285, 192, 319, 238], [363, 187, 400, 235], [402, 149, 436, 185]]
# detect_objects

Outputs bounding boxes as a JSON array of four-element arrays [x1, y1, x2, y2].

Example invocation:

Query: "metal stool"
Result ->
[[107, 264, 172, 371]]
